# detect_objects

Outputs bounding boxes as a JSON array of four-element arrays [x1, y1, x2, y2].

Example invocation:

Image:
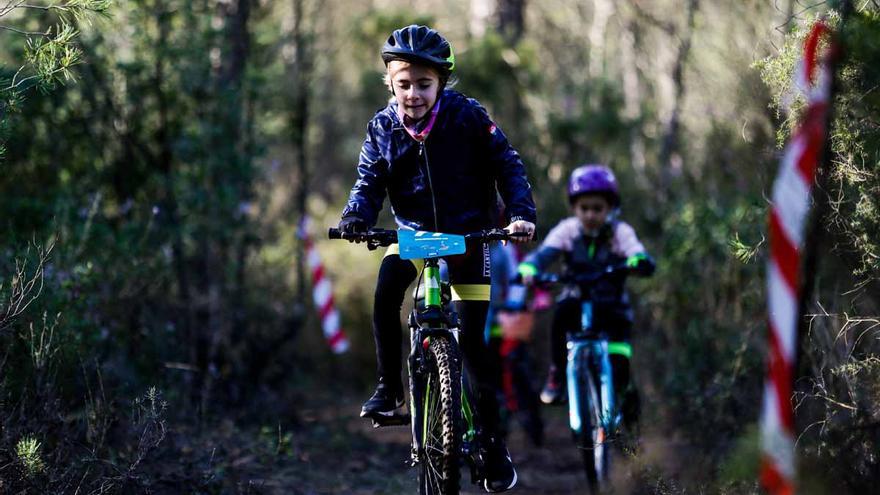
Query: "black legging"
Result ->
[[372, 254, 501, 434]]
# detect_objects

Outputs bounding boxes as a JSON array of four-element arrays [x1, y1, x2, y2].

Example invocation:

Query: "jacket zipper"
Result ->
[[420, 141, 440, 232]]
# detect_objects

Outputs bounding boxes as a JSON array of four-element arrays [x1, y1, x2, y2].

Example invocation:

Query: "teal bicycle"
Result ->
[[329, 227, 524, 495], [529, 264, 630, 493]]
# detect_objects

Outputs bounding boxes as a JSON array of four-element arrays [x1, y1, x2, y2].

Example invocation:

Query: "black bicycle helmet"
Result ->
[[381, 25, 455, 75]]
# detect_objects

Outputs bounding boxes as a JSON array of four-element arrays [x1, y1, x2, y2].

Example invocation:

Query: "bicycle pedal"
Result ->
[[367, 412, 411, 428]]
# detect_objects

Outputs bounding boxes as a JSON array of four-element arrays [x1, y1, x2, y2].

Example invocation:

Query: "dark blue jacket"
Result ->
[[341, 90, 537, 234]]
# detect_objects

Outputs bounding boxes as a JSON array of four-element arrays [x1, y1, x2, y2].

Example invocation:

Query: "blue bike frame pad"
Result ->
[[397, 229, 466, 260]]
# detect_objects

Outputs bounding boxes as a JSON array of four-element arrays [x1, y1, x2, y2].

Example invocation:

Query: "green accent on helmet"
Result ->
[[608, 342, 632, 358], [517, 262, 538, 278], [446, 47, 455, 72]]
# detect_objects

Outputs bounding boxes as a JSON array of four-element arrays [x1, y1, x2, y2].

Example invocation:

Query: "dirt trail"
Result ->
[[294, 394, 646, 494], [172, 391, 686, 494]]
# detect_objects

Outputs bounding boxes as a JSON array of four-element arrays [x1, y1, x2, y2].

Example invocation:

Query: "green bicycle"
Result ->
[[329, 227, 524, 495]]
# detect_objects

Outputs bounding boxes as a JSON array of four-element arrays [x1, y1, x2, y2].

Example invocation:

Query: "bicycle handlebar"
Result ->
[[465, 229, 531, 242], [328, 227, 397, 243], [521, 262, 630, 286], [328, 227, 529, 246]]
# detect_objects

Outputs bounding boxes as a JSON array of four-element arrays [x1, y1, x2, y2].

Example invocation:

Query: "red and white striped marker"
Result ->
[[760, 20, 834, 495], [300, 216, 349, 354]]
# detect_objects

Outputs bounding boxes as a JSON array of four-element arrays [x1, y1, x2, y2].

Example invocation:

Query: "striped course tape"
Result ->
[[760, 20, 834, 495], [301, 216, 349, 354]]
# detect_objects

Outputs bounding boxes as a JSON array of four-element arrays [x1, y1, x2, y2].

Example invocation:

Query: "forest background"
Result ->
[[1, 0, 878, 493]]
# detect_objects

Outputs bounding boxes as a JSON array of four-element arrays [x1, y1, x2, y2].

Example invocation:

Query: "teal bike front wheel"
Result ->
[[567, 346, 611, 494], [577, 369, 610, 493]]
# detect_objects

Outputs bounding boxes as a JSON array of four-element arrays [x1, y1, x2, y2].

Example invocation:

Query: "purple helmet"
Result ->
[[567, 164, 620, 205]]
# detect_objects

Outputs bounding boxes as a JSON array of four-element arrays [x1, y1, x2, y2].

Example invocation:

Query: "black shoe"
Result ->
[[539, 366, 566, 405], [481, 436, 517, 492], [360, 384, 405, 418]]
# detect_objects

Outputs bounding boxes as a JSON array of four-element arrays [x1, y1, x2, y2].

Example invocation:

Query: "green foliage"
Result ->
[[352, 10, 435, 48], [26, 311, 61, 372], [15, 436, 46, 477], [729, 232, 763, 264], [0, 0, 112, 128], [829, 9, 880, 278], [793, 311, 880, 491], [756, 4, 880, 490], [756, 9, 880, 279], [351, 10, 437, 117], [455, 32, 541, 106], [753, 16, 828, 145], [22, 22, 82, 91], [717, 424, 760, 485], [0, 0, 876, 491], [1, 0, 273, 489], [645, 198, 766, 442]]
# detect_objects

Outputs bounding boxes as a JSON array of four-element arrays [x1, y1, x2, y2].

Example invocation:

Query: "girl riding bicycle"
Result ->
[[336, 24, 536, 493], [519, 164, 654, 428]]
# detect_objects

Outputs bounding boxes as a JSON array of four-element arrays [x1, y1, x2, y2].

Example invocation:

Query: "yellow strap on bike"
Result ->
[[385, 245, 489, 301], [384, 244, 424, 271], [608, 342, 632, 359], [450, 284, 490, 301]]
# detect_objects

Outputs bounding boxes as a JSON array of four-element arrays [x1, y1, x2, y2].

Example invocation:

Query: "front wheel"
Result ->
[[576, 369, 610, 493], [418, 336, 462, 495]]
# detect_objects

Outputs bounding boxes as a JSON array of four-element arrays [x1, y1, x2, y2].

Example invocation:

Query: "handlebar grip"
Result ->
[[328, 228, 342, 239]]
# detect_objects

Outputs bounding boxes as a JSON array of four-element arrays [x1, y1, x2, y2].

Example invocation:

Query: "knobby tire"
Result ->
[[418, 336, 462, 495]]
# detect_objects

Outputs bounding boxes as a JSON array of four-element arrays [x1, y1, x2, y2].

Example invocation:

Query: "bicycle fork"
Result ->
[[407, 326, 429, 466], [566, 339, 617, 436]]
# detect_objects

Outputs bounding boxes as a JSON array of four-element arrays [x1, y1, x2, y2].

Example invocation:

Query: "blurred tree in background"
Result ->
[[0, 0, 877, 492]]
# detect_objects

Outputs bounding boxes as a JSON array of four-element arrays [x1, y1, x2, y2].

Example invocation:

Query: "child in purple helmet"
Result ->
[[519, 165, 654, 426]]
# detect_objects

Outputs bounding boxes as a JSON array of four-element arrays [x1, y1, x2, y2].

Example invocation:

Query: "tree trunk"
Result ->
[[658, 0, 698, 202], [292, 0, 310, 307], [200, 0, 252, 414], [618, 5, 648, 187], [496, 0, 526, 44], [589, 0, 614, 82]]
